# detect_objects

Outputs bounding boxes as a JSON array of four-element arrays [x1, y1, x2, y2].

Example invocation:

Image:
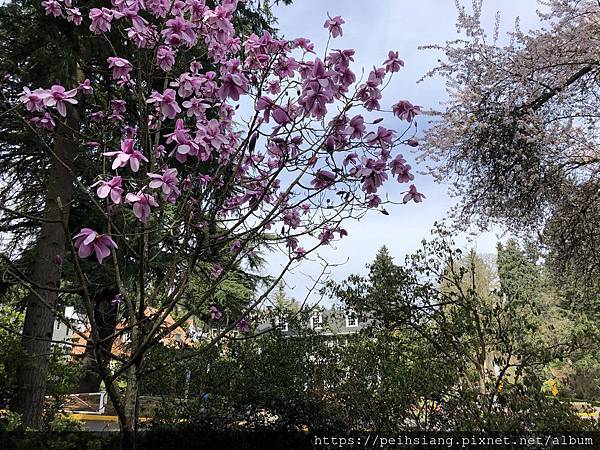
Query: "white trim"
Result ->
[[311, 313, 323, 329], [345, 310, 359, 327]]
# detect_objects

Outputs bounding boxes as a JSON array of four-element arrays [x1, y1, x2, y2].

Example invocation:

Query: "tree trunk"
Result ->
[[120, 361, 140, 450], [77, 289, 119, 394], [11, 104, 80, 428]]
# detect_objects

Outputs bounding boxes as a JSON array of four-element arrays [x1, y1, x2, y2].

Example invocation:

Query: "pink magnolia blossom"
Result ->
[[107, 57, 133, 80], [103, 139, 149, 172], [148, 167, 180, 199], [31, 113, 56, 130], [383, 51, 404, 73], [392, 100, 421, 122], [209, 305, 223, 320], [78, 79, 94, 95], [19, 87, 46, 112], [230, 240, 242, 254], [41, 85, 78, 117], [110, 99, 127, 121], [318, 227, 335, 245], [125, 191, 158, 223], [324, 14, 345, 38], [347, 115, 365, 139], [219, 62, 248, 101], [42, 0, 62, 17], [403, 184, 426, 204], [355, 158, 388, 194], [310, 170, 336, 189], [157, 45, 176, 71], [66, 7, 82, 25], [147, 88, 181, 119], [93, 176, 124, 204], [365, 126, 395, 149], [390, 154, 414, 183], [89, 8, 115, 34], [73, 228, 118, 263], [293, 37, 315, 53], [90, 111, 104, 123], [182, 97, 209, 117], [236, 319, 250, 333], [367, 194, 381, 208], [283, 208, 301, 229]]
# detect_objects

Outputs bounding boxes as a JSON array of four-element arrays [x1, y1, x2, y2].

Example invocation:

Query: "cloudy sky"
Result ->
[[260, 0, 543, 304]]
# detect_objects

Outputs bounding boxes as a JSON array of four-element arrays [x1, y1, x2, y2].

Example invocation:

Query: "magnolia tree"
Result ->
[[420, 0, 600, 289], [12, 0, 423, 436]]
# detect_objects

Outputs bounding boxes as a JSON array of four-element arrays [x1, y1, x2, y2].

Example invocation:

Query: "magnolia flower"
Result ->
[[347, 115, 365, 139], [367, 194, 381, 208], [219, 71, 248, 101], [318, 227, 335, 245], [110, 99, 127, 121], [157, 45, 175, 72], [66, 7, 82, 25], [31, 113, 55, 130], [383, 51, 404, 73], [310, 170, 336, 189], [41, 85, 78, 117], [390, 154, 414, 183], [73, 228, 118, 263], [365, 126, 395, 149], [403, 184, 425, 204], [89, 8, 114, 34], [148, 167, 180, 198], [236, 319, 250, 333], [19, 87, 46, 112], [356, 157, 388, 194], [209, 305, 223, 321], [103, 139, 148, 172], [42, 0, 62, 17], [125, 191, 158, 224], [230, 240, 242, 254], [211, 264, 223, 280], [147, 88, 181, 119], [78, 79, 94, 95], [283, 209, 301, 229], [324, 14, 345, 38], [107, 57, 133, 80], [93, 176, 124, 204], [392, 100, 421, 122]]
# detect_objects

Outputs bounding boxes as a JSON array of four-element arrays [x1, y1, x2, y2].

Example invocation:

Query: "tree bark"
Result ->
[[77, 289, 119, 394], [11, 105, 80, 428]]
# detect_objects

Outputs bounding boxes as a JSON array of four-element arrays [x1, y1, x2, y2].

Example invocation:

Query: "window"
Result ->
[[311, 313, 323, 329], [345, 311, 359, 328], [56, 321, 61, 330], [175, 333, 181, 342], [275, 317, 288, 332]]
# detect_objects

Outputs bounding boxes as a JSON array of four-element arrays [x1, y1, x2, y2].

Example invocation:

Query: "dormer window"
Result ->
[[311, 313, 323, 329], [346, 311, 359, 328]]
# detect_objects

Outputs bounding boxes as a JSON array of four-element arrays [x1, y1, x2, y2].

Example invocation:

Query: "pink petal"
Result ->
[[78, 244, 93, 259], [97, 184, 110, 198]]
